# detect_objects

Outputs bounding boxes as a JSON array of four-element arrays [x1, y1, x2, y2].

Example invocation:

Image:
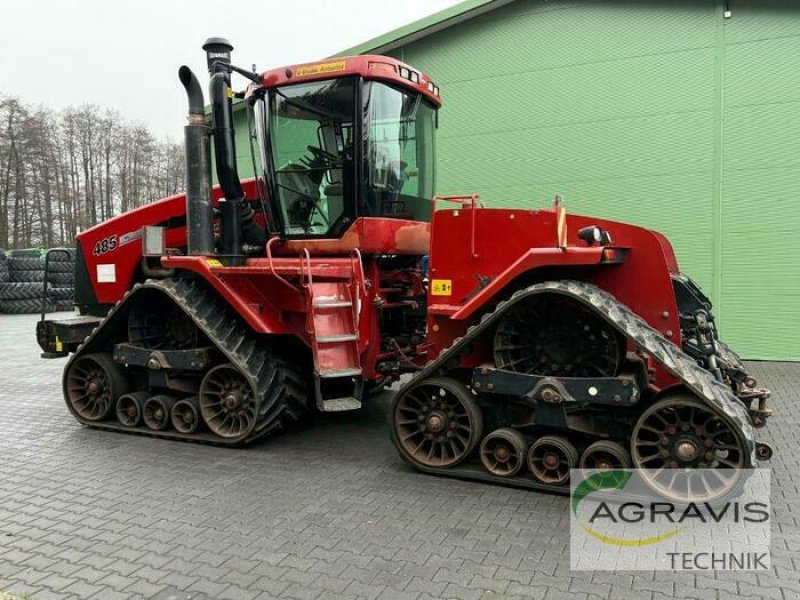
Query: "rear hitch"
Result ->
[[748, 392, 773, 428]]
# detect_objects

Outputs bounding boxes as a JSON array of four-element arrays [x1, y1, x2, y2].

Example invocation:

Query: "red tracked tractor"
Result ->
[[39, 38, 773, 500]]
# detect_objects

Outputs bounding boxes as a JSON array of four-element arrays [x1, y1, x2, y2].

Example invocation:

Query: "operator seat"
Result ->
[[275, 162, 321, 234]]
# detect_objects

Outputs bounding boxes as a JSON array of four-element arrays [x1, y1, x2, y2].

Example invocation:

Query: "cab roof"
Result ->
[[259, 55, 442, 107]]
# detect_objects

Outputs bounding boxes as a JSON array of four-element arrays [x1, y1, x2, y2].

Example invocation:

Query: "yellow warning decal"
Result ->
[[206, 259, 223, 268], [55, 337, 63, 352], [296, 61, 347, 77], [431, 279, 453, 296]]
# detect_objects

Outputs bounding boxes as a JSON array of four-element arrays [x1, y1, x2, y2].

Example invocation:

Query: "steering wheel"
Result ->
[[306, 145, 339, 163], [278, 177, 331, 232]]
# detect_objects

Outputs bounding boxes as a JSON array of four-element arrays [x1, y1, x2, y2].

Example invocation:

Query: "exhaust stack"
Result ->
[[203, 37, 244, 264], [178, 65, 214, 256]]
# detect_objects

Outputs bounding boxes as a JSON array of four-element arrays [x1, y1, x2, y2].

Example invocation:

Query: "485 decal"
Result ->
[[93, 235, 118, 256]]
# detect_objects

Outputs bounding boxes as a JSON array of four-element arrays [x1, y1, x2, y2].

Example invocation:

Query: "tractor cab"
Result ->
[[246, 56, 441, 240]]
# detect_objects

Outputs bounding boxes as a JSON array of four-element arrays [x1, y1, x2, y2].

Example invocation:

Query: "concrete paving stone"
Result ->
[[530, 572, 572, 593], [96, 571, 139, 590], [494, 565, 533, 585], [249, 575, 291, 597], [737, 581, 785, 599], [31, 572, 78, 592], [129, 564, 171, 584], [370, 568, 410, 589], [308, 573, 351, 594], [0, 562, 24, 579], [547, 590, 589, 600], [281, 582, 324, 600], [440, 582, 489, 600], [217, 583, 262, 600], [468, 572, 509, 594], [87, 589, 136, 600], [343, 579, 388, 599], [403, 576, 447, 596], [156, 570, 200, 591], [568, 578, 612, 599], [61, 578, 103, 597], [281, 567, 321, 587], [505, 582, 550, 599], [104, 558, 143, 577], [122, 579, 167, 598], [17, 589, 76, 600], [376, 587, 421, 600]]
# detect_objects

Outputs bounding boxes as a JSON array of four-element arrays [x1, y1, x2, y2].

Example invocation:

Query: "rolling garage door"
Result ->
[[719, 1, 800, 359]]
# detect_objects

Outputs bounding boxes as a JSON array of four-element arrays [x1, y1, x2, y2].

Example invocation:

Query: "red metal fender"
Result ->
[[425, 205, 684, 390]]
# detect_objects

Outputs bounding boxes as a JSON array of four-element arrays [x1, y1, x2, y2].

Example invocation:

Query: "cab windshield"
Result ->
[[258, 77, 436, 237]]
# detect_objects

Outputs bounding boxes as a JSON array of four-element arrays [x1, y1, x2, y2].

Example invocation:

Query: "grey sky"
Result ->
[[0, 0, 462, 140]]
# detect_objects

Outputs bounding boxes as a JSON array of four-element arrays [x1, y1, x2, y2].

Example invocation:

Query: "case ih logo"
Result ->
[[570, 469, 771, 571]]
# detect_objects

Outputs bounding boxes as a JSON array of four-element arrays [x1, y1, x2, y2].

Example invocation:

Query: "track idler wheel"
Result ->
[[631, 395, 747, 502], [480, 428, 528, 477], [392, 377, 483, 469], [143, 395, 177, 431], [65, 353, 128, 422], [527, 436, 579, 485], [199, 363, 259, 439], [171, 397, 201, 434], [116, 391, 148, 427]]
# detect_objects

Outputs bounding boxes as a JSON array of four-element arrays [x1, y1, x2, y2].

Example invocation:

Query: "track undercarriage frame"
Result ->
[[389, 280, 771, 500]]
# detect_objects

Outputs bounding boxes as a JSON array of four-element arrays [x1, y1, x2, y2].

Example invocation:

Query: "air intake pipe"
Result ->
[[178, 65, 214, 256], [203, 37, 245, 264]]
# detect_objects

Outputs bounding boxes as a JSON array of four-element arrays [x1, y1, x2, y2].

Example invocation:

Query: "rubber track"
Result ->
[[63, 278, 306, 446], [392, 280, 757, 490]]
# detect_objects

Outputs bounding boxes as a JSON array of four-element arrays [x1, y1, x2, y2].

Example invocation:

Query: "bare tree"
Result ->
[[0, 94, 185, 249]]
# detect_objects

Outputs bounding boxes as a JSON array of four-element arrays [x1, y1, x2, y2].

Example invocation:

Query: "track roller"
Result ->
[[580, 441, 631, 471], [479, 428, 528, 477], [65, 353, 128, 421], [391, 377, 483, 469], [116, 391, 148, 427], [171, 397, 201, 434], [143, 395, 177, 431], [527, 436, 578, 485]]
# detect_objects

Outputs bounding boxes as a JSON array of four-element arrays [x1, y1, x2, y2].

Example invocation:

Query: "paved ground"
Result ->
[[0, 312, 797, 600]]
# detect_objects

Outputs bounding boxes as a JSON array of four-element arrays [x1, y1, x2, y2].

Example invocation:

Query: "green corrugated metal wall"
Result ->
[[233, 0, 800, 360]]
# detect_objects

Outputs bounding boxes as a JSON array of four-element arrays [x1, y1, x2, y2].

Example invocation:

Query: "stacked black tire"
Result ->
[[0, 249, 75, 314]]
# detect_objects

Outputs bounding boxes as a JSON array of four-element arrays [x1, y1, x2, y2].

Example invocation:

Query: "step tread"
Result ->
[[318, 368, 363, 378], [321, 397, 362, 412], [316, 334, 358, 343], [313, 300, 353, 308]]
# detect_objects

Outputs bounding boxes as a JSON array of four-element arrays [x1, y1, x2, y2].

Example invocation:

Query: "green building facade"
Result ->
[[233, 0, 800, 360]]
